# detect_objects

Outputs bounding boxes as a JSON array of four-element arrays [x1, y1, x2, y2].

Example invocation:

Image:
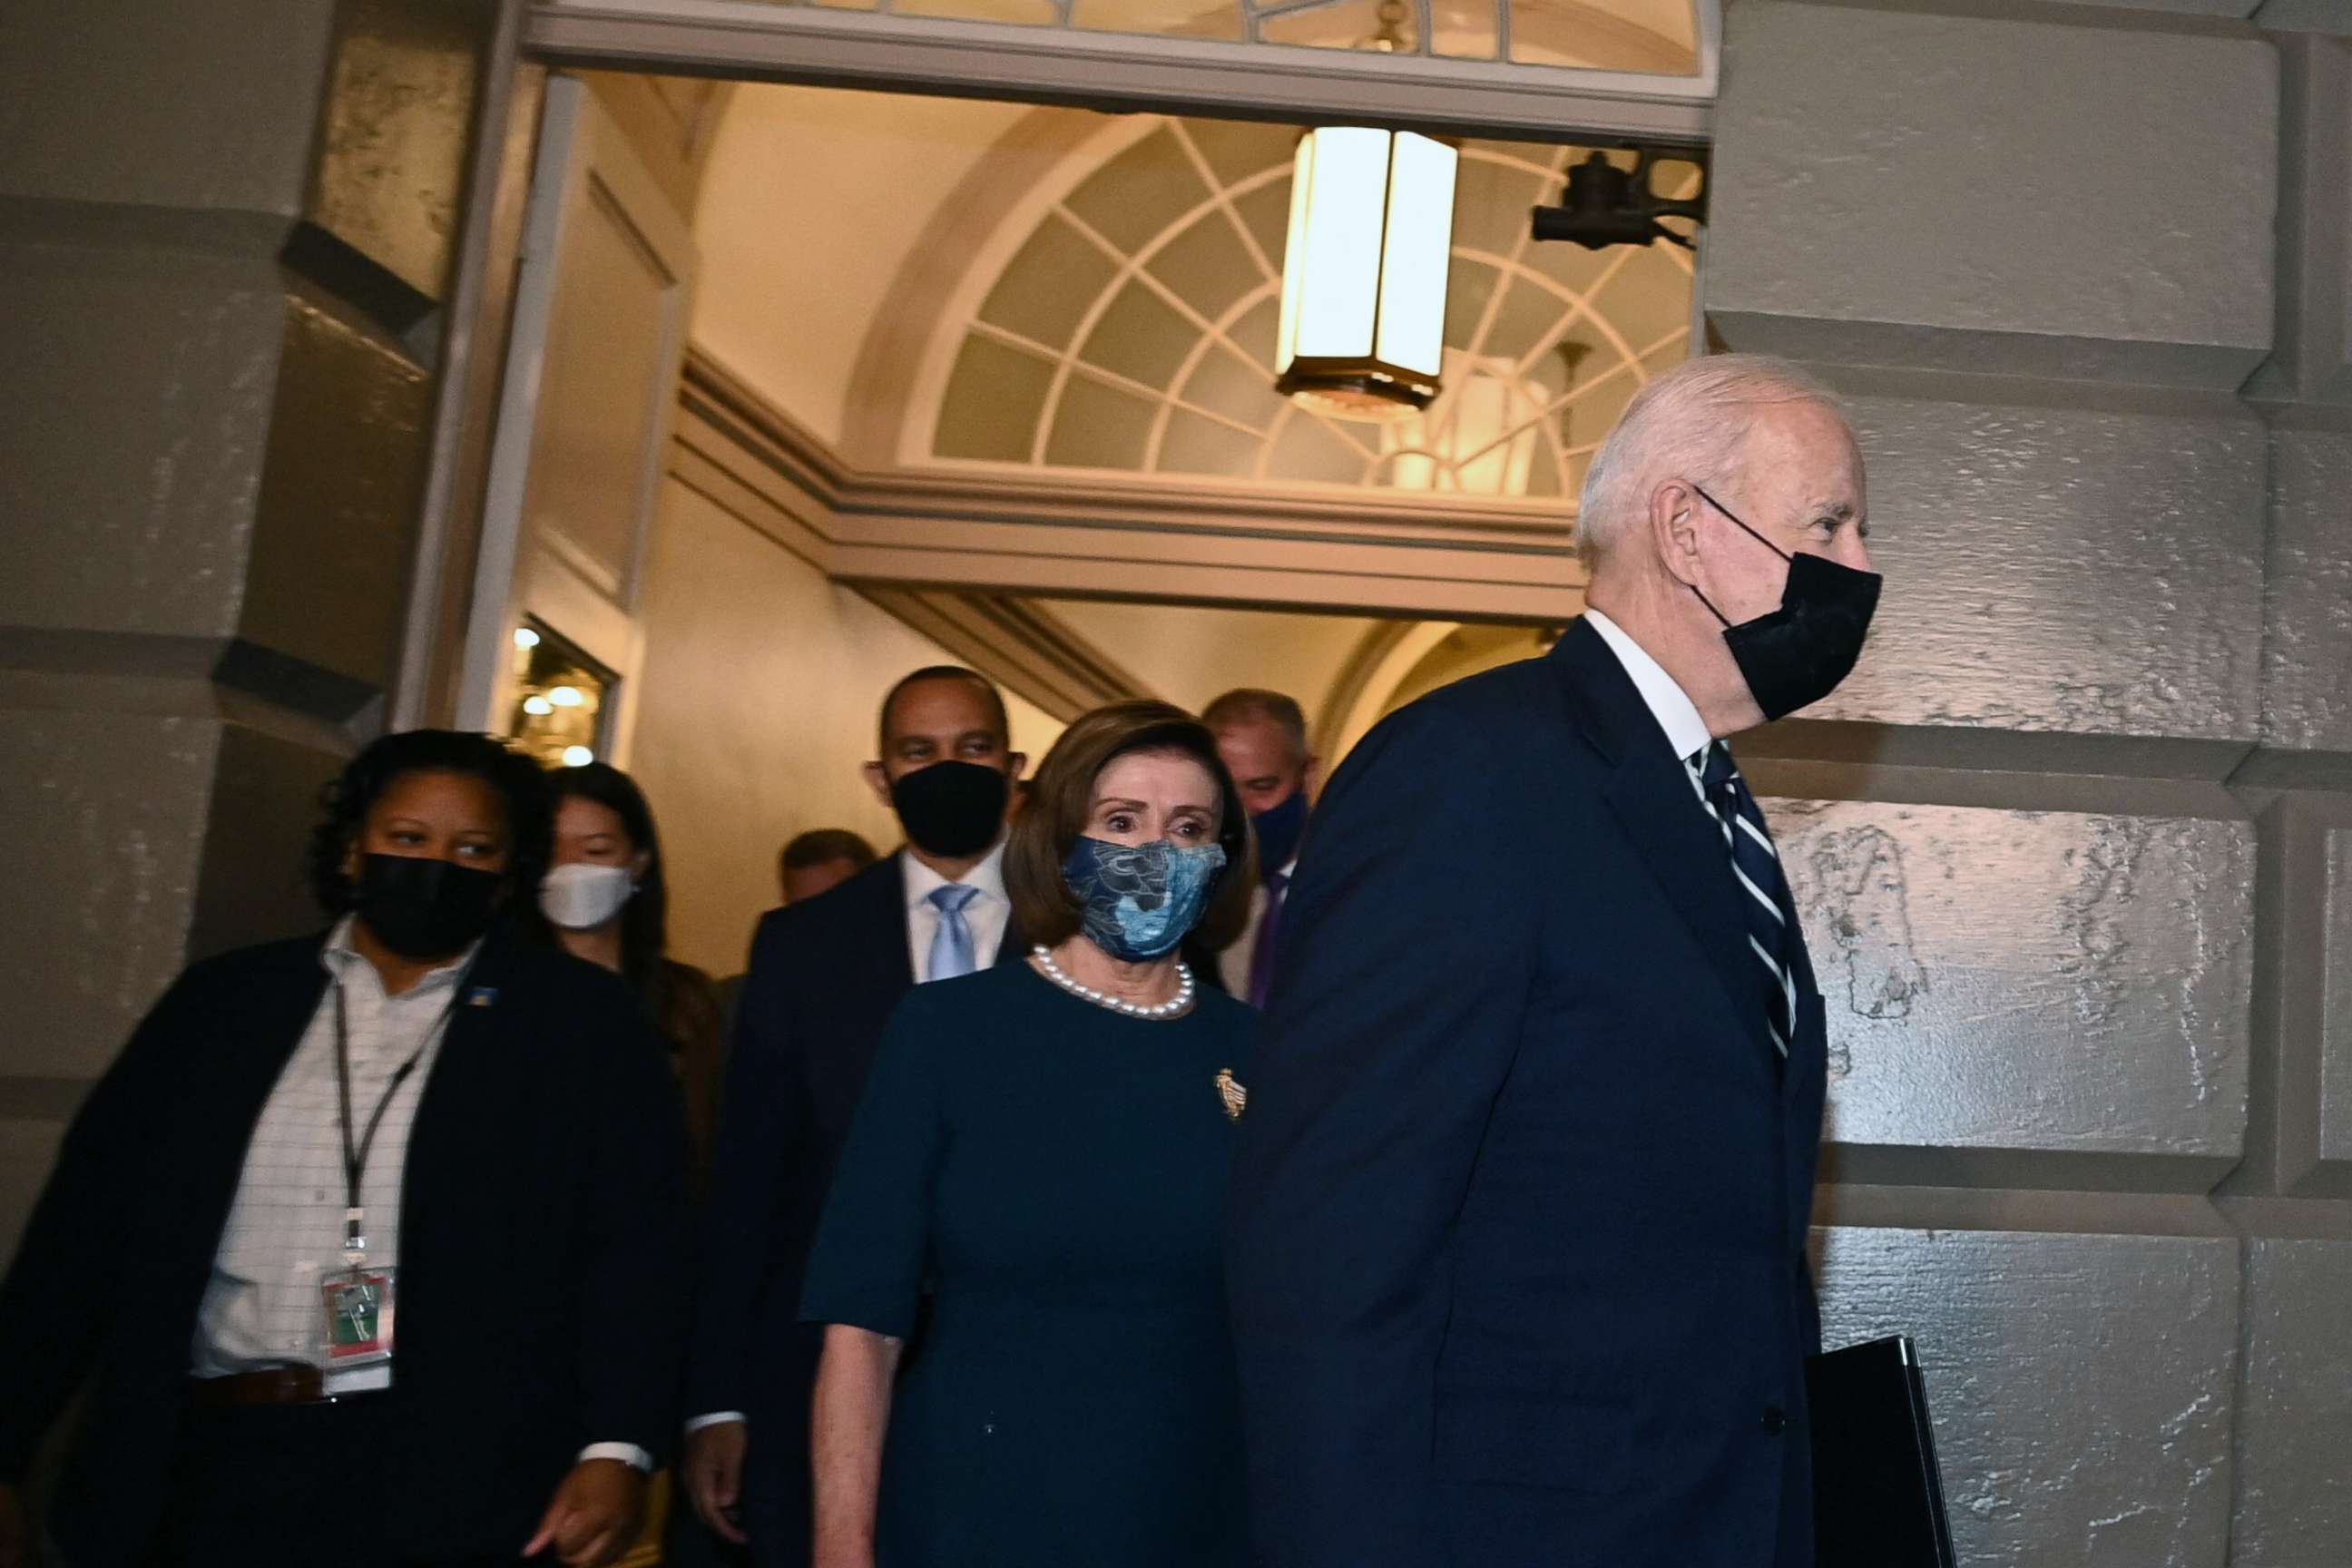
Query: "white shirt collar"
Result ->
[[320, 913, 477, 998], [901, 837, 1009, 909], [1583, 609, 1712, 764]]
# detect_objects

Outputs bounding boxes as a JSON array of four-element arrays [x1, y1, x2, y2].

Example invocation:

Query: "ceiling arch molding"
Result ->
[[843, 106, 1158, 466], [1320, 617, 1461, 763]]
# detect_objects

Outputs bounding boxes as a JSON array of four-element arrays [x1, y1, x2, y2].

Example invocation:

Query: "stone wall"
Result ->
[[0, 0, 495, 1264], [1712, 1, 2348, 1561]]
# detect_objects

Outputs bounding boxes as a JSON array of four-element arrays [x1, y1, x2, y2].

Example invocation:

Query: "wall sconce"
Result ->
[[1531, 149, 1707, 251]]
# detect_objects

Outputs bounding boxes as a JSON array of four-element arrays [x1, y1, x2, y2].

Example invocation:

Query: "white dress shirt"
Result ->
[[192, 916, 650, 1469], [901, 839, 1011, 981], [1584, 608, 1712, 789], [685, 838, 1013, 1440], [193, 917, 466, 1388]]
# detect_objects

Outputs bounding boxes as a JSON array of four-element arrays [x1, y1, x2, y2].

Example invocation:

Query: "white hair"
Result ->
[[1575, 354, 1847, 569]]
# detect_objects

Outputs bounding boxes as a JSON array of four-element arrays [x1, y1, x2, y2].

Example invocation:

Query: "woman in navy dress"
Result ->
[[800, 700, 1259, 1568]]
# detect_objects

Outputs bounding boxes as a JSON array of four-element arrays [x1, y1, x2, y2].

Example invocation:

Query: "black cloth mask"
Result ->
[[1250, 789, 1309, 879], [355, 852, 502, 959], [891, 760, 1010, 859], [1689, 485, 1881, 723]]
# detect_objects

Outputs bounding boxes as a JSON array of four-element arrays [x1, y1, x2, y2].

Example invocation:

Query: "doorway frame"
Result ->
[[395, 0, 1716, 728], [522, 0, 1718, 142]]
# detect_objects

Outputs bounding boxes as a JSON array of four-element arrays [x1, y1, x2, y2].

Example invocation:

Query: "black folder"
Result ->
[[1806, 1336, 1958, 1568]]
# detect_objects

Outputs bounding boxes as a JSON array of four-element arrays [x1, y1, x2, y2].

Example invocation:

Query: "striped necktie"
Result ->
[[1689, 742, 1796, 1058]]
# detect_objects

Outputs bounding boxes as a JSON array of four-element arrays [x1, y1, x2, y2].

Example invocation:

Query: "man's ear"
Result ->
[[1650, 479, 1705, 589], [1303, 757, 1323, 799], [862, 760, 896, 810], [1005, 751, 1028, 782]]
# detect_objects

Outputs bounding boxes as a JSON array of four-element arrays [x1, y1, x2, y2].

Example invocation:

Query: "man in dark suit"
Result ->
[[1227, 355, 1883, 1568], [680, 667, 1029, 1567]]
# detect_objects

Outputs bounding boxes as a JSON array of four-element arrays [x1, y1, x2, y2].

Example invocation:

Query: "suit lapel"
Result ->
[[1552, 621, 1778, 1062], [877, 853, 916, 993], [397, 936, 533, 1308]]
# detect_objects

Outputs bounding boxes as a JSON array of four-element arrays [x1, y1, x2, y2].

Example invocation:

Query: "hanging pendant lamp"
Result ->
[[1274, 125, 1459, 419]]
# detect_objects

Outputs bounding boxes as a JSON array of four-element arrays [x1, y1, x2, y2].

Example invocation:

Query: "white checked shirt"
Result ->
[[191, 916, 469, 1383], [191, 916, 651, 1468]]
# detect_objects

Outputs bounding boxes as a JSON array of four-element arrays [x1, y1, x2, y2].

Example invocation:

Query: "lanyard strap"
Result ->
[[330, 973, 464, 1264]]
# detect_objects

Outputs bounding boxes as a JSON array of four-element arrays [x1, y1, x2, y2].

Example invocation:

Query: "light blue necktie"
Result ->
[[926, 884, 980, 982]]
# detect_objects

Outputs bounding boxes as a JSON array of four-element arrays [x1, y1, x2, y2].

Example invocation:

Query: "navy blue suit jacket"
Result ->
[[1226, 618, 1828, 1568], [687, 854, 1026, 1446]]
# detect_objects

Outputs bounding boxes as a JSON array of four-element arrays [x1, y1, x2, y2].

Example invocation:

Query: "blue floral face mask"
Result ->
[[1062, 837, 1229, 962]]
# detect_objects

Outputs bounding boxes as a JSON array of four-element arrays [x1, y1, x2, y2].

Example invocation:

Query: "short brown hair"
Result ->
[[779, 828, 878, 879], [1006, 700, 1257, 953], [1201, 688, 1309, 761]]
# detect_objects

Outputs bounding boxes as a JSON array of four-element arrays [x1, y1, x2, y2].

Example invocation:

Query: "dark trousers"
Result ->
[[149, 1398, 527, 1568], [740, 1433, 811, 1568], [1774, 1426, 1813, 1568]]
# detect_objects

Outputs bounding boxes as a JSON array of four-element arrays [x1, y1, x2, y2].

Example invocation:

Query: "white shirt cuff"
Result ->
[[685, 1411, 747, 1434], [578, 1442, 654, 1472]]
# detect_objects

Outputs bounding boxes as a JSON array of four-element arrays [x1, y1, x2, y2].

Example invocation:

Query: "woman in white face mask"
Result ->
[[544, 763, 724, 1186]]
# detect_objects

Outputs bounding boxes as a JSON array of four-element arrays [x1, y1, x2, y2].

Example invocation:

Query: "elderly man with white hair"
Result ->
[[1228, 354, 1880, 1568]]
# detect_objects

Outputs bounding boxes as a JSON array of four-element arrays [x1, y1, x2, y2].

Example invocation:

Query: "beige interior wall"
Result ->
[[626, 477, 1063, 977], [1037, 599, 1382, 741], [691, 85, 1033, 447]]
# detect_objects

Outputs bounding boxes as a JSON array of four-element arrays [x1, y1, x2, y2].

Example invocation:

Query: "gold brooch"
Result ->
[[1215, 1068, 1247, 1121]]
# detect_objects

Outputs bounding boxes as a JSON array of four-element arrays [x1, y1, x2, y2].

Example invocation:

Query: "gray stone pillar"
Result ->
[[0, 0, 494, 1263], [1708, 1, 2337, 1561]]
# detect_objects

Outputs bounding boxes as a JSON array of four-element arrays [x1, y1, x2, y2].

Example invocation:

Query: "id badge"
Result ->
[[319, 1266, 397, 1370]]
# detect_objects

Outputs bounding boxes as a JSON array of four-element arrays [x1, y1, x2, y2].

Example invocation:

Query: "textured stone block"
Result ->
[[2232, 1237, 2352, 1564], [1711, 3, 2277, 385], [242, 289, 432, 692], [188, 724, 351, 963], [0, 243, 283, 639], [2051, 0, 2256, 12], [1767, 800, 2250, 1162], [2246, 35, 2352, 405], [305, 0, 485, 300], [2259, 0, 2352, 34], [0, 707, 212, 1080], [1815, 1227, 2237, 1568], [0, 1121, 68, 1277], [1811, 393, 2268, 740], [2265, 429, 2352, 752], [2319, 828, 2352, 1172], [0, 0, 336, 215]]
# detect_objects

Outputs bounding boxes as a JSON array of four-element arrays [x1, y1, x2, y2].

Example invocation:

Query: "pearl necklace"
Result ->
[[1032, 945, 1195, 1019]]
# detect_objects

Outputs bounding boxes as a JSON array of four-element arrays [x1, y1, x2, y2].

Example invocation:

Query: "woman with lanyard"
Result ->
[[0, 730, 691, 1568]]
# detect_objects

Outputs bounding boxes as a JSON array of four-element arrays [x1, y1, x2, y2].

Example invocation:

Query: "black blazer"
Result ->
[[1226, 618, 1829, 1568], [0, 929, 692, 1565], [686, 853, 1025, 1440]]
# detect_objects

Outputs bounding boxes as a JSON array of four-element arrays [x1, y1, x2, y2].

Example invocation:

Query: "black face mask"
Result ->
[[1250, 788, 1309, 877], [1688, 485, 1881, 723], [891, 760, 1010, 859], [354, 853, 502, 960]]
